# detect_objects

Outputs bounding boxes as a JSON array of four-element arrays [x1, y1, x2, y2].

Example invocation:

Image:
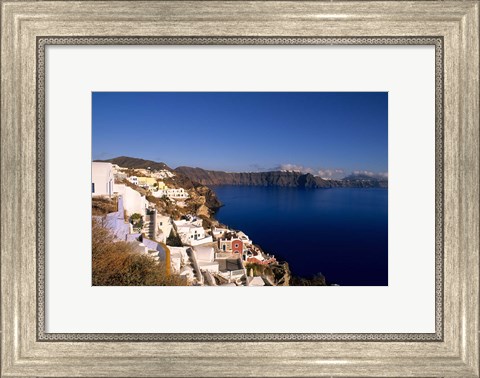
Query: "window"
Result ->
[[92, 183, 95, 193]]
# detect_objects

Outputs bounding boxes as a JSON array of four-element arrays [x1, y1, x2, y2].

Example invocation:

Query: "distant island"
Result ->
[[98, 156, 388, 189]]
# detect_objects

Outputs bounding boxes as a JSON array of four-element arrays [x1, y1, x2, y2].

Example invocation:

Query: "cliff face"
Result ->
[[98, 157, 223, 215], [98, 156, 387, 195], [175, 167, 388, 189]]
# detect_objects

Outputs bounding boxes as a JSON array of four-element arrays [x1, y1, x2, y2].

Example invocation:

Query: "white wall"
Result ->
[[189, 236, 213, 246], [92, 162, 113, 196], [113, 184, 147, 216], [152, 188, 189, 199], [157, 215, 173, 243]]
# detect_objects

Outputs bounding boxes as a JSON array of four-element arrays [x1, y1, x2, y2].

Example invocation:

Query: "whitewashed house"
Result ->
[[152, 187, 189, 200], [128, 176, 138, 185], [194, 246, 219, 273], [218, 231, 252, 254], [152, 170, 175, 179], [167, 246, 190, 274], [236, 231, 252, 245], [167, 188, 189, 199], [179, 265, 195, 282], [174, 219, 213, 246], [113, 184, 148, 217], [92, 162, 114, 196], [156, 214, 173, 243], [212, 227, 230, 240]]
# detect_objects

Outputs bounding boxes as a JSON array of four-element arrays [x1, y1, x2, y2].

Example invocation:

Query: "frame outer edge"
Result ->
[[1, 0, 479, 377], [1, 0, 22, 376], [458, 2, 479, 376]]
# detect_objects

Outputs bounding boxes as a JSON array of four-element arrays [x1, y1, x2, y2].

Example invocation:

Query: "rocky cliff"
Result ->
[[99, 157, 387, 189], [175, 166, 388, 189], [98, 157, 223, 216]]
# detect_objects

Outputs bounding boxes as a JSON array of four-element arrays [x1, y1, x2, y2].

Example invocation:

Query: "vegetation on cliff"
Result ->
[[290, 273, 328, 286], [92, 197, 117, 216], [92, 220, 187, 286]]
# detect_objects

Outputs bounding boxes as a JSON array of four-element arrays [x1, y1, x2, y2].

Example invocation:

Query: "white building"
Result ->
[[167, 188, 189, 199], [236, 231, 252, 245], [168, 246, 190, 274], [179, 265, 194, 282], [212, 227, 229, 240], [218, 231, 252, 254], [156, 214, 173, 243], [194, 246, 219, 273], [151, 190, 165, 199], [128, 176, 138, 185], [174, 219, 213, 246], [152, 187, 189, 200], [113, 184, 148, 217], [152, 170, 175, 179], [92, 162, 114, 196]]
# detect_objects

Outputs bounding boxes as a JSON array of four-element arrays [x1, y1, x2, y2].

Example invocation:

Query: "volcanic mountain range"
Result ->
[[98, 156, 388, 189]]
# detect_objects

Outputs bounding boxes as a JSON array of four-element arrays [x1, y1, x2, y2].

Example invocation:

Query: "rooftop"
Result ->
[[217, 258, 243, 272]]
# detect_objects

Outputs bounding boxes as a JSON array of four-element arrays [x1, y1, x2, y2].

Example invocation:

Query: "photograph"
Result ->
[[92, 92, 388, 286]]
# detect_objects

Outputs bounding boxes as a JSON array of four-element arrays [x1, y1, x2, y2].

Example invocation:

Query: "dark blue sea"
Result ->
[[213, 186, 388, 286]]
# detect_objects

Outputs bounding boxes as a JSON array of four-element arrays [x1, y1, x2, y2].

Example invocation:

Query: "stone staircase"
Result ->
[[142, 211, 156, 240]]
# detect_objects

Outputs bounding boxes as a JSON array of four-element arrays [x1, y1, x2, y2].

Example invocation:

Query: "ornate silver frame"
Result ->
[[36, 36, 444, 343], [2, 1, 478, 377]]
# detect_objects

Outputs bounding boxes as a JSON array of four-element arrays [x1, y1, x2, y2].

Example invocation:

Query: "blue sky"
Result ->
[[92, 92, 388, 179]]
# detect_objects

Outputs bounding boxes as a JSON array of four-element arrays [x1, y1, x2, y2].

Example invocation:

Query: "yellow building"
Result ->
[[157, 181, 168, 190], [137, 176, 157, 188]]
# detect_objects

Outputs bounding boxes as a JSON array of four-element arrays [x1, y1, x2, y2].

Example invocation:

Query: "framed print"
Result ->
[[1, 1, 478, 377]]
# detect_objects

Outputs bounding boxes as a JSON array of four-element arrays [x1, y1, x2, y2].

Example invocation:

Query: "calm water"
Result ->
[[213, 186, 388, 286]]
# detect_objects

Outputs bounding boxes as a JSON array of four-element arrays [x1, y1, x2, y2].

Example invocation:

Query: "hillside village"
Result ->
[[92, 161, 290, 286]]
